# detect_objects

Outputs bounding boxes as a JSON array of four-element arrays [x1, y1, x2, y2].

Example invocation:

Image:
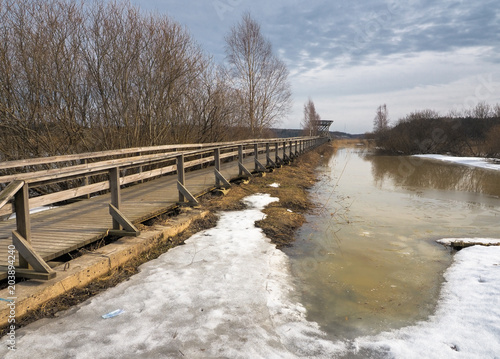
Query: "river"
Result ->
[[285, 145, 500, 340]]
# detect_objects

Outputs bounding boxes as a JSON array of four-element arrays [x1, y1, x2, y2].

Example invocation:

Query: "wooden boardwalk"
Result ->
[[0, 137, 326, 279]]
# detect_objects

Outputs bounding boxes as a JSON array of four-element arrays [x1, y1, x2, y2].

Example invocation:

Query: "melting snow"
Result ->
[[355, 245, 500, 358], [414, 154, 500, 172]]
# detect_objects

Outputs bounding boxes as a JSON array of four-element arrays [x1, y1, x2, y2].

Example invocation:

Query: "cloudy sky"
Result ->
[[131, 0, 500, 134]]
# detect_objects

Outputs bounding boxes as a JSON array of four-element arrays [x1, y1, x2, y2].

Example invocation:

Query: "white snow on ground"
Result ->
[[437, 238, 500, 246], [1, 194, 500, 358], [8, 206, 55, 220], [0, 194, 345, 359], [268, 182, 280, 188], [414, 154, 500, 172], [355, 245, 500, 358]]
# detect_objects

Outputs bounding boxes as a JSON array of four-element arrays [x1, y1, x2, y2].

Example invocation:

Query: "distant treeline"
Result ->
[[372, 106, 500, 157], [0, 0, 291, 162]]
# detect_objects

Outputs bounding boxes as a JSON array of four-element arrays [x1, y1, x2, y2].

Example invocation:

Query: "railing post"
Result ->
[[109, 167, 121, 230], [289, 140, 293, 159], [14, 183, 31, 268], [83, 159, 90, 199], [238, 145, 244, 176], [137, 151, 144, 183], [266, 143, 270, 166], [254, 143, 259, 171], [274, 142, 279, 165], [282, 141, 287, 163], [214, 148, 221, 187], [177, 154, 185, 203]]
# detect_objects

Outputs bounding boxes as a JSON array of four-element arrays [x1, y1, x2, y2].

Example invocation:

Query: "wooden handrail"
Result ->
[[0, 137, 324, 217], [0, 180, 24, 210], [0, 137, 315, 172]]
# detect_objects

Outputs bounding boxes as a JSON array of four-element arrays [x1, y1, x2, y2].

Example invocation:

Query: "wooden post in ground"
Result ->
[[254, 144, 259, 171], [275, 142, 280, 165], [266, 143, 271, 166], [82, 159, 90, 199], [137, 151, 144, 183], [14, 183, 30, 268], [109, 167, 121, 230], [177, 154, 185, 203], [214, 148, 221, 187], [238, 145, 244, 176]]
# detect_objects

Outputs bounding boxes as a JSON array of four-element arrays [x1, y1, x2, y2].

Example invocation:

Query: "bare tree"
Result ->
[[466, 101, 492, 119], [225, 12, 291, 137], [373, 104, 389, 133], [301, 98, 320, 136]]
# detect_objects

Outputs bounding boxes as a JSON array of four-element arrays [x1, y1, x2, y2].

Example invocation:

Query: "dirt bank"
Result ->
[[0, 141, 335, 335]]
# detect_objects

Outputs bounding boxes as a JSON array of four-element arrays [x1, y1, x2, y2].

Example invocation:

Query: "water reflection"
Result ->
[[287, 148, 500, 341], [365, 154, 500, 199]]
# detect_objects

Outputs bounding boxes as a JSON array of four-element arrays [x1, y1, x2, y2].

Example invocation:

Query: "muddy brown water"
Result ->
[[285, 147, 500, 340]]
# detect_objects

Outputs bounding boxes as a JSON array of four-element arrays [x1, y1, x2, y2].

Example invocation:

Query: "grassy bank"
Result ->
[[0, 141, 335, 335]]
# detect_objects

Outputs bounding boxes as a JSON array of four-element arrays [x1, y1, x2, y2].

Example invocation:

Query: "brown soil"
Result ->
[[0, 141, 335, 336]]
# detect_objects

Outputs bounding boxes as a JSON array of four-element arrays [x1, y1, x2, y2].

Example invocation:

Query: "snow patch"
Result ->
[[414, 154, 500, 172], [354, 245, 500, 358], [268, 182, 280, 188], [8, 206, 55, 220]]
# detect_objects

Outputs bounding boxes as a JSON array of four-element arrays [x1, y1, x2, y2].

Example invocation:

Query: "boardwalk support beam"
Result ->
[[108, 204, 140, 237], [12, 230, 55, 280], [255, 158, 267, 172], [177, 181, 199, 206], [238, 162, 253, 177], [214, 169, 231, 189]]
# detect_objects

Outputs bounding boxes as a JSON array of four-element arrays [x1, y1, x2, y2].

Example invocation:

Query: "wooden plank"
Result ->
[[28, 181, 110, 209]]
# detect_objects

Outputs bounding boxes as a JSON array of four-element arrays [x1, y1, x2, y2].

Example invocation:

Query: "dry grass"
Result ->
[[203, 142, 336, 247]]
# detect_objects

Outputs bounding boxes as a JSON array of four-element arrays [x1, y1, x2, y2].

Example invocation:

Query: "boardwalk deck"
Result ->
[[0, 151, 276, 275]]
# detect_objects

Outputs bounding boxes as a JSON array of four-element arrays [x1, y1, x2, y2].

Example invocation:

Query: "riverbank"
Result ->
[[0, 141, 335, 336]]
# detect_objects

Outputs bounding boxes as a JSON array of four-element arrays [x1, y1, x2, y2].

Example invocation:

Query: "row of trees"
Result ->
[[372, 103, 500, 156], [0, 0, 291, 161]]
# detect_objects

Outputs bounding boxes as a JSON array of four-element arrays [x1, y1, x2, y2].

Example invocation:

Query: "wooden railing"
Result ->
[[0, 136, 327, 279]]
